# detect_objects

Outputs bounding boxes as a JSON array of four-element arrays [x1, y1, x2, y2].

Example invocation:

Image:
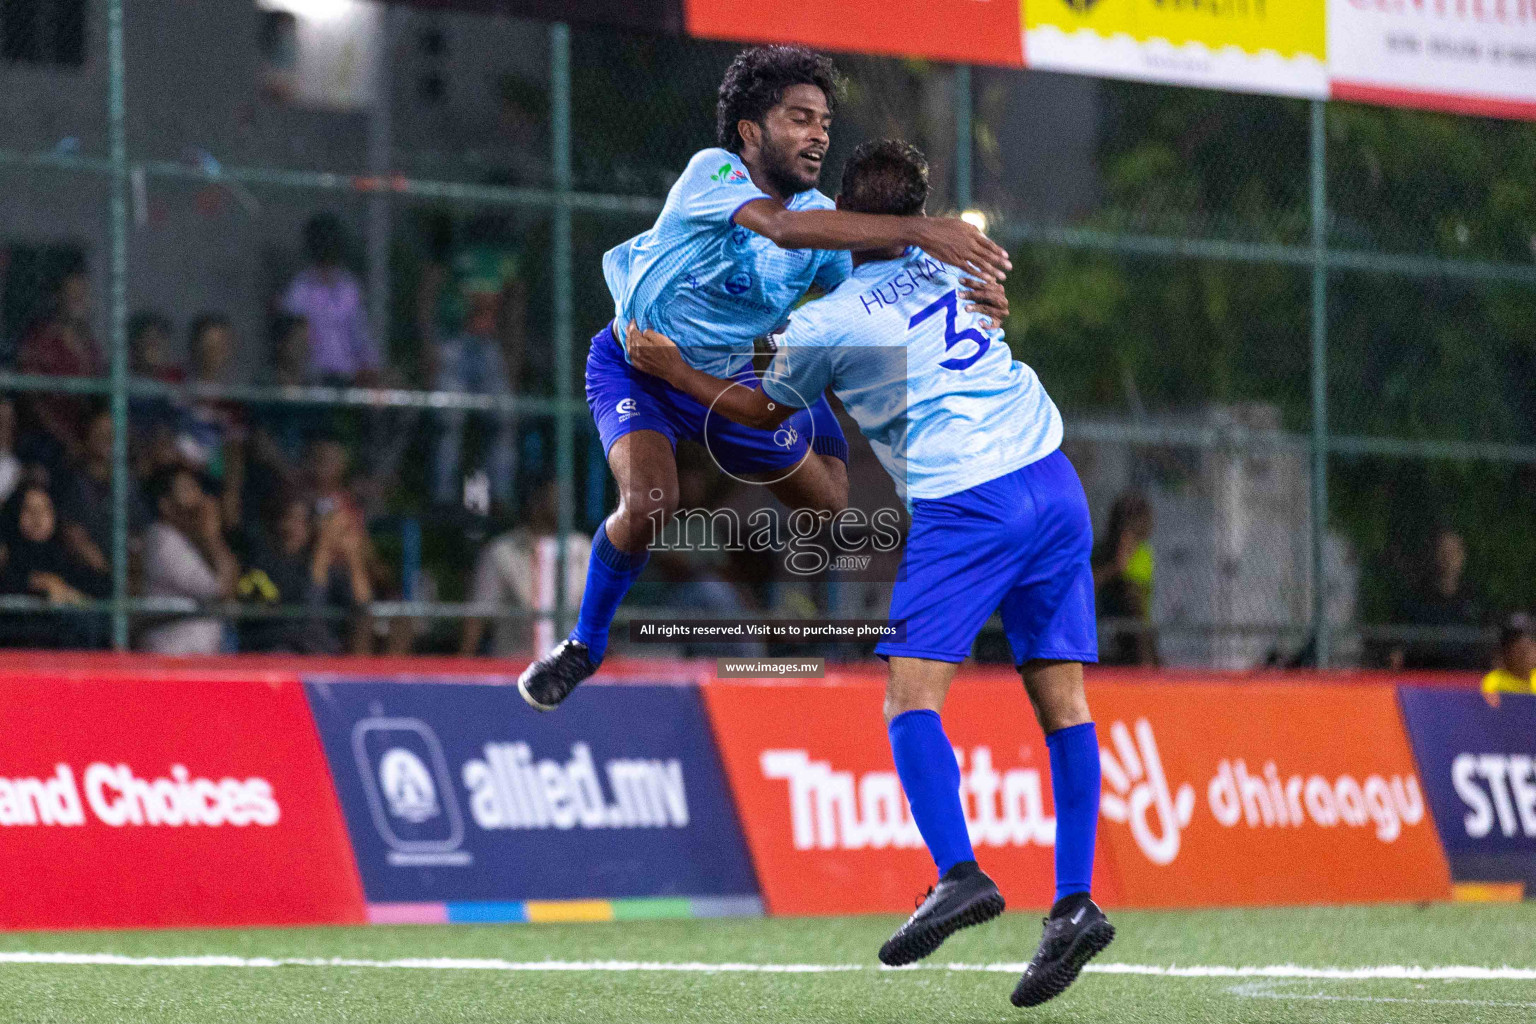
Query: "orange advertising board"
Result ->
[[1087, 681, 1450, 907], [700, 674, 1450, 915], [683, 0, 1024, 69]]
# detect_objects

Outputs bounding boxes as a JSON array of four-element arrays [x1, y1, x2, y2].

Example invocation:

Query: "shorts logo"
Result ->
[[724, 271, 753, 296], [773, 426, 799, 449], [616, 397, 638, 421]]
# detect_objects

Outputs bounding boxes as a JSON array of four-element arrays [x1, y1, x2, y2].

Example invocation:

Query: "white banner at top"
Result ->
[[1327, 0, 1536, 118]]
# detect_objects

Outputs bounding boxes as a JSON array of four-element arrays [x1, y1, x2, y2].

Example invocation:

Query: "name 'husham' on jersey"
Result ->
[[759, 247, 1063, 503], [602, 148, 851, 378]]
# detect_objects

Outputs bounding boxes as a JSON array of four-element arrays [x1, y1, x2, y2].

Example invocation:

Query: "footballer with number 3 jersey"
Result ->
[[518, 47, 1012, 712], [626, 141, 1114, 1010]]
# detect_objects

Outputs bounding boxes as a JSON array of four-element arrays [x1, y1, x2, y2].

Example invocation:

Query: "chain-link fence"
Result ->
[[0, 1, 1530, 667]]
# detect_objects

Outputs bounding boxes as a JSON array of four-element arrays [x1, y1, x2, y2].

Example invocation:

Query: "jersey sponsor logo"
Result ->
[[616, 397, 638, 421], [711, 163, 749, 184], [0, 762, 281, 829], [759, 746, 1054, 852], [724, 271, 754, 296]]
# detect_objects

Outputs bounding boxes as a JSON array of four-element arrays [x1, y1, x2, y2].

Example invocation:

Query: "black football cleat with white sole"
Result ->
[[878, 861, 1005, 967], [517, 639, 598, 712], [1010, 895, 1114, 1008]]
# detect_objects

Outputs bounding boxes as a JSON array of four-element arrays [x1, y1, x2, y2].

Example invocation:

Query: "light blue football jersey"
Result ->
[[603, 148, 852, 378], [760, 247, 1063, 502]]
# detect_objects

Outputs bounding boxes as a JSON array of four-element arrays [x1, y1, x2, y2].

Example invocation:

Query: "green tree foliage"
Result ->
[[999, 82, 1536, 628]]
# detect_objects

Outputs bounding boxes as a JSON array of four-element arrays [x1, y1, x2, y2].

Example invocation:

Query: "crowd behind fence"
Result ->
[[0, 1, 1531, 669]]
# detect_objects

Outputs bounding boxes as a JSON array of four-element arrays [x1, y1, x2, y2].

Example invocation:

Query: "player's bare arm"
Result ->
[[625, 323, 791, 432], [734, 199, 1012, 283], [730, 81, 1011, 283]]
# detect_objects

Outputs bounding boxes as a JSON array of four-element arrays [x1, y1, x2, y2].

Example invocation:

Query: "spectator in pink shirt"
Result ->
[[281, 214, 380, 387]]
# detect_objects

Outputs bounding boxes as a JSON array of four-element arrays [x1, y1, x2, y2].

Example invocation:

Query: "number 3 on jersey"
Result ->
[[907, 289, 991, 371]]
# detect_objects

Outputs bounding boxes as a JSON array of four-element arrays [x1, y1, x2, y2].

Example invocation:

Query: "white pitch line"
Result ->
[[1230, 979, 1536, 1009], [0, 953, 1535, 981]]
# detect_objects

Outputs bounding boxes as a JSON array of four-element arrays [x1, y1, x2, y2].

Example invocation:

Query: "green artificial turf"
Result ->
[[0, 903, 1533, 1023]]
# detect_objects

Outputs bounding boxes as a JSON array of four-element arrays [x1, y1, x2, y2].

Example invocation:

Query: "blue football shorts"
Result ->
[[875, 449, 1099, 666], [586, 322, 847, 475]]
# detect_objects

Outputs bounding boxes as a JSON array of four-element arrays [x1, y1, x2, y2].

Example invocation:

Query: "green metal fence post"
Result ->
[[954, 64, 972, 211], [1309, 100, 1330, 668], [551, 23, 575, 641], [107, 0, 130, 650]]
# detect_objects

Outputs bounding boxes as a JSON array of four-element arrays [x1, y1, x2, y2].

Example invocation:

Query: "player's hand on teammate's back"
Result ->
[[625, 321, 686, 382], [910, 217, 1012, 282], [960, 276, 1010, 330]]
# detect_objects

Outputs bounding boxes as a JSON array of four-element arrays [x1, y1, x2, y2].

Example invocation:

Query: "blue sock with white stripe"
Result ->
[[1046, 721, 1100, 902], [888, 709, 974, 877], [570, 522, 647, 664]]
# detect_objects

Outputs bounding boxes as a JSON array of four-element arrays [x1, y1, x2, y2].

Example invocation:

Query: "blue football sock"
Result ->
[[1046, 721, 1100, 902], [569, 522, 648, 664], [888, 709, 974, 877]]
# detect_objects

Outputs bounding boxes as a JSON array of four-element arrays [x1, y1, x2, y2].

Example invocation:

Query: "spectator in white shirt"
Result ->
[[460, 479, 589, 658], [139, 466, 238, 654]]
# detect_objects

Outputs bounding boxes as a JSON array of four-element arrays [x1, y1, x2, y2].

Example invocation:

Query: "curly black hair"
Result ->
[[716, 46, 841, 154], [838, 140, 930, 217]]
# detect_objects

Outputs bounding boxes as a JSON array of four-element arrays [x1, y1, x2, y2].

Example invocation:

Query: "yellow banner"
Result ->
[[1026, 0, 1324, 62]]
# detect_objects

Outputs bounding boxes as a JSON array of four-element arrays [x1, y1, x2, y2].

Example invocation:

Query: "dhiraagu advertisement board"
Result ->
[[1023, 0, 1328, 98]]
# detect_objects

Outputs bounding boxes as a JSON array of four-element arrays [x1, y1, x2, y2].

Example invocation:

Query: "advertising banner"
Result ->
[[1328, 0, 1536, 119], [0, 674, 365, 930], [1088, 681, 1449, 906], [1023, 0, 1329, 98], [303, 679, 759, 907], [1398, 687, 1536, 889], [684, 0, 1535, 121], [701, 677, 1125, 916], [702, 674, 1449, 915], [684, 0, 1026, 67]]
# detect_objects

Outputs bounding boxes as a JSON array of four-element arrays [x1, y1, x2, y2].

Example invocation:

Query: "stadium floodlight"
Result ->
[[259, 0, 356, 23], [960, 209, 989, 235]]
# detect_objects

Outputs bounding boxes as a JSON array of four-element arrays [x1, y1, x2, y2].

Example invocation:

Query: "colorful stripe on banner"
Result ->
[[367, 897, 764, 926]]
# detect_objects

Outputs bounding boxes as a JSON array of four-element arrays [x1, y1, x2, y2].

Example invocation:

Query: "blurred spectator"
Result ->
[[128, 310, 183, 387], [0, 396, 21, 506], [305, 436, 367, 536], [1482, 613, 1536, 707], [1093, 490, 1158, 666], [55, 407, 151, 576], [0, 482, 109, 648], [1391, 528, 1486, 670], [459, 479, 588, 657], [237, 494, 372, 654], [127, 310, 183, 474], [139, 466, 238, 655], [172, 314, 247, 530], [281, 214, 380, 387], [304, 436, 403, 653], [16, 260, 101, 471], [419, 216, 526, 507], [246, 315, 326, 498]]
